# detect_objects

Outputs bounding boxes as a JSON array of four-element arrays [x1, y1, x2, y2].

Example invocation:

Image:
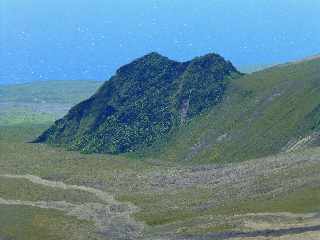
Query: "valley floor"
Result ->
[[0, 124, 320, 239]]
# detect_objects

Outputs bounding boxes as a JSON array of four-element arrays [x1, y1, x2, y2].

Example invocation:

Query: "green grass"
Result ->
[[119, 186, 320, 227], [229, 187, 320, 214], [0, 177, 104, 204], [177, 223, 236, 235], [0, 105, 56, 126], [117, 188, 214, 225], [145, 57, 320, 163], [0, 205, 100, 240], [1, 123, 320, 230], [0, 123, 154, 195], [35, 54, 241, 155], [1, 67, 320, 237], [4, 58, 320, 164]]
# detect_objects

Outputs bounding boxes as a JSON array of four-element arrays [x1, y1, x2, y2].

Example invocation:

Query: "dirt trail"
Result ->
[[0, 174, 116, 203], [0, 174, 144, 240]]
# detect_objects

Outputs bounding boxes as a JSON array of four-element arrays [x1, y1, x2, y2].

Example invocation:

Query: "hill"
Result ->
[[0, 55, 320, 239], [35, 52, 241, 153], [1, 120, 320, 239], [34, 55, 320, 164], [152, 55, 320, 163]]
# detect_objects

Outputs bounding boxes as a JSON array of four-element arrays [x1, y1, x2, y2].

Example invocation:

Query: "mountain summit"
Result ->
[[35, 52, 241, 153]]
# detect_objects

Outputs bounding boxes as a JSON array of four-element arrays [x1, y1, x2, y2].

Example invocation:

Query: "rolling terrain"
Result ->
[[35, 53, 320, 165], [0, 55, 320, 239], [146, 55, 320, 163], [0, 80, 101, 125], [35, 53, 241, 154], [1, 123, 320, 239]]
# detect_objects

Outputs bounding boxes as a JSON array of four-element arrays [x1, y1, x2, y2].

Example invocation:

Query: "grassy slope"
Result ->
[[1, 60, 320, 238], [36, 53, 241, 154], [0, 205, 99, 240], [148, 57, 320, 163], [0, 176, 104, 205], [0, 124, 149, 240], [0, 123, 320, 238]]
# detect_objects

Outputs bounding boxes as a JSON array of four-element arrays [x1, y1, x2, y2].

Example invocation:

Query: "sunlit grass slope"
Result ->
[[150, 57, 320, 163]]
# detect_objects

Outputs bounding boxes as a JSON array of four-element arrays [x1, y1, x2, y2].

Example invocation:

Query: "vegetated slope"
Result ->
[[2, 122, 320, 239], [238, 64, 273, 73], [35, 52, 241, 153], [152, 56, 320, 163]]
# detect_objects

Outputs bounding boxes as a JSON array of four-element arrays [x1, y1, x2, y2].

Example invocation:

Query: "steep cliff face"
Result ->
[[35, 52, 241, 154]]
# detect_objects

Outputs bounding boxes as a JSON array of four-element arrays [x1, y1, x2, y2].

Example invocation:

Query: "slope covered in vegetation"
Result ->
[[153, 56, 320, 163], [1, 55, 320, 239], [36, 52, 241, 153], [35, 54, 320, 164]]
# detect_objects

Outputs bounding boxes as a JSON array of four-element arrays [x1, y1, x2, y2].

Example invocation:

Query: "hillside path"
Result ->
[[0, 174, 144, 240]]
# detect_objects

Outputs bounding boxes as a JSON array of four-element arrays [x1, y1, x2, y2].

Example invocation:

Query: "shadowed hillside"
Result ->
[[152, 56, 320, 163], [35, 53, 241, 154], [33, 55, 320, 165]]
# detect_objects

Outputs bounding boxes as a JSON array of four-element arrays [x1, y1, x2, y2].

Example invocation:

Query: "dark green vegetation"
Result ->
[[149, 56, 320, 163], [1, 55, 320, 239], [1, 123, 320, 239], [36, 54, 320, 165], [36, 53, 241, 154]]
